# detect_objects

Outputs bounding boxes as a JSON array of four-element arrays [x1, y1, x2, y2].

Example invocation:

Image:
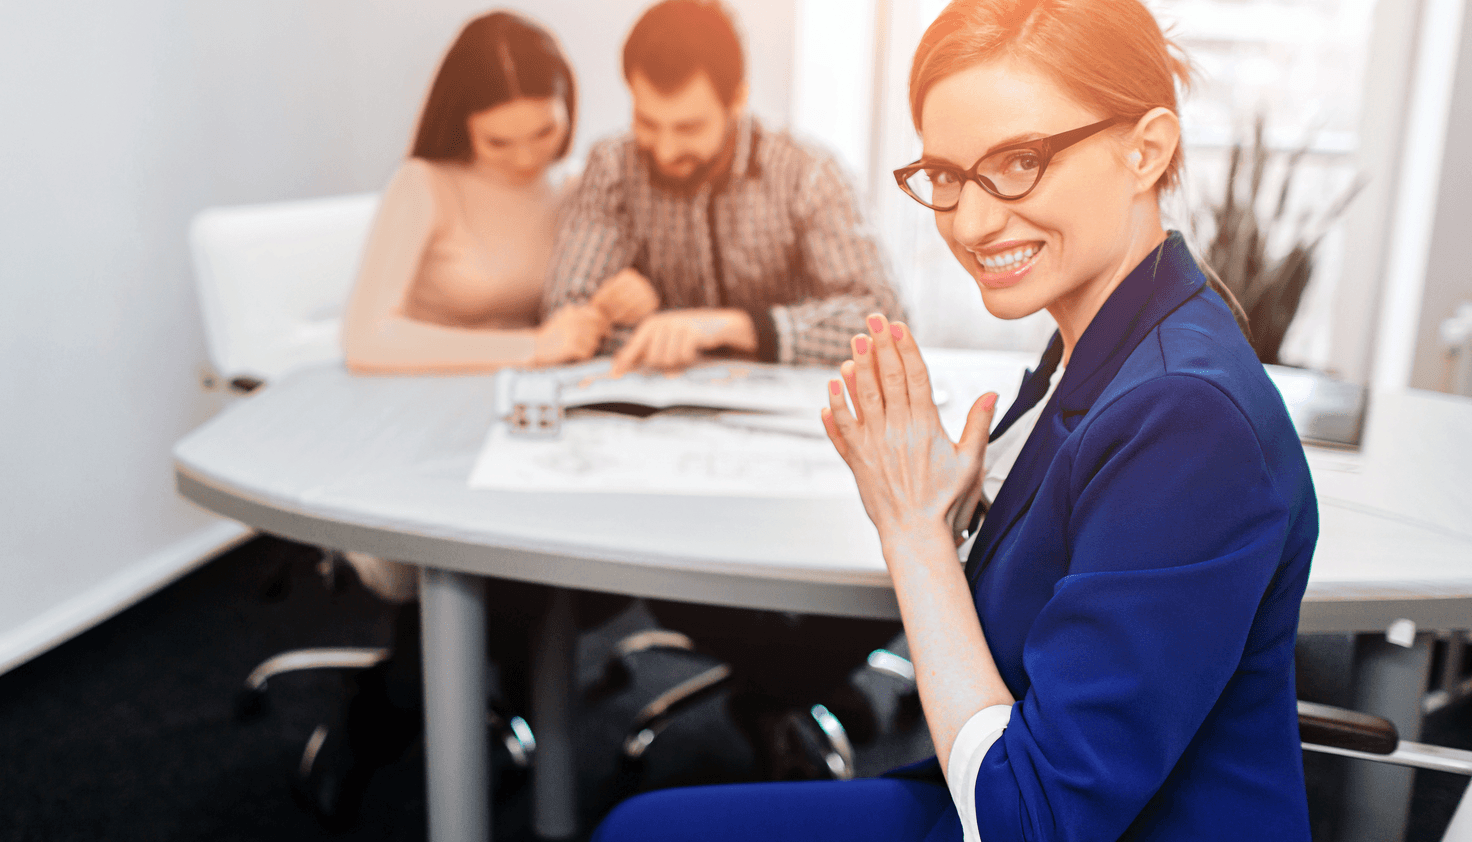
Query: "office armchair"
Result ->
[[594, 638, 922, 800], [189, 192, 393, 695], [825, 651, 1472, 841], [1300, 701, 1472, 841], [190, 192, 378, 390], [190, 193, 543, 828], [189, 192, 535, 763]]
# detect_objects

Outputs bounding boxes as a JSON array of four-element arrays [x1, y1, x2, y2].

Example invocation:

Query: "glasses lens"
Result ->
[[978, 146, 1044, 199], [904, 167, 962, 209]]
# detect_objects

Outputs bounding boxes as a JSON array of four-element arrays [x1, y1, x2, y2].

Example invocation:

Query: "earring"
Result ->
[[1128, 150, 1142, 167]]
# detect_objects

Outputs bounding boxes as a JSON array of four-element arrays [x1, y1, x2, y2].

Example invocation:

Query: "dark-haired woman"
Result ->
[[593, 0, 1315, 839], [302, 12, 634, 828], [343, 10, 622, 375]]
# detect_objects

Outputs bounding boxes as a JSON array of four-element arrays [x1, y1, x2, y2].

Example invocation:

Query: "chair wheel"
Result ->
[[487, 707, 536, 770], [761, 707, 854, 781], [292, 723, 366, 832]]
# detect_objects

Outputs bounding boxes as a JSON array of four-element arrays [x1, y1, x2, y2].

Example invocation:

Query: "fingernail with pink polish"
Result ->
[[890, 324, 903, 340], [829, 379, 841, 395], [854, 336, 869, 355], [982, 393, 997, 411], [867, 315, 884, 332]]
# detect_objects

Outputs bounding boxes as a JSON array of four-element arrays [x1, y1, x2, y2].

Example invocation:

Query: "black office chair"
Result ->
[[1300, 701, 1472, 840], [590, 631, 919, 802], [776, 649, 1472, 840]]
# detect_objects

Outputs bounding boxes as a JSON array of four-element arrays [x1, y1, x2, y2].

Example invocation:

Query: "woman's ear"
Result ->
[[1127, 106, 1180, 193]]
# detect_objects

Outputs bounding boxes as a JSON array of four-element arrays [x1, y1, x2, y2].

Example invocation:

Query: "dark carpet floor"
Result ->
[[0, 534, 1467, 841]]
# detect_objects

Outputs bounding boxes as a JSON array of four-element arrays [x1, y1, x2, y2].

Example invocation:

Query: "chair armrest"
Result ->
[[1298, 700, 1399, 755]]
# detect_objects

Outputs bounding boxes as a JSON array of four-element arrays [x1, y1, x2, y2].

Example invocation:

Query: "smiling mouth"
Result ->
[[975, 243, 1041, 273]]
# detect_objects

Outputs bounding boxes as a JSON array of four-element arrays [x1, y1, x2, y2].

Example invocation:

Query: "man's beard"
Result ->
[[640, 119, 738, 196]]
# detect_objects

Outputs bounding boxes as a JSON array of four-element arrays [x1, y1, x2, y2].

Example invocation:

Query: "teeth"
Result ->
[[977, 244, 1039, 272]]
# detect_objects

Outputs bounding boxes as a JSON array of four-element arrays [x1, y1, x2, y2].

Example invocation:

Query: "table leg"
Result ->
[[533, 586, 578, 839], [1339, 631, 1433, 842], [421, 568, 491, 842]]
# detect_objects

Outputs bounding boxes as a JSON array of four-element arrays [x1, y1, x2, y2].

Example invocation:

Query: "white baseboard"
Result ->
[[0, 521, 256, 676]]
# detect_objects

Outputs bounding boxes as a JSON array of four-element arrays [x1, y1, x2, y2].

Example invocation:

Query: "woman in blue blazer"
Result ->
[[594, 0, 1316, 839]]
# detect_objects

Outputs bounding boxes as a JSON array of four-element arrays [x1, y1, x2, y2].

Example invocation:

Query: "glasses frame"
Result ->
[[893, 117, 1120, 210]]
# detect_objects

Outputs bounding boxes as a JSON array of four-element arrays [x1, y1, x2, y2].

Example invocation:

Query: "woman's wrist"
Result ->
[[880, 517, 955, 571]]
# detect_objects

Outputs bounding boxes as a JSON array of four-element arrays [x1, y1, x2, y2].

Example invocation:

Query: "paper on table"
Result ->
[[467, 410, 857, 498], [522, 359, 835, 414], [470, 349, 1035, 498]]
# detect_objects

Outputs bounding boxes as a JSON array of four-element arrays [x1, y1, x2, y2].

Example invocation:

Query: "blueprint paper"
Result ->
[[467, 411, 857, 498], [469, 350, 1036, 498], [503, 359, 837, 414]]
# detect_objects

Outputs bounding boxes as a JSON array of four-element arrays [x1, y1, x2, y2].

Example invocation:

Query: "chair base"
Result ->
[[235, 647, 389, 721]]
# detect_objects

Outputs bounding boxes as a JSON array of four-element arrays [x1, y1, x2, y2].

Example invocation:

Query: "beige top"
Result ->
[[342, 157, 562, 373]]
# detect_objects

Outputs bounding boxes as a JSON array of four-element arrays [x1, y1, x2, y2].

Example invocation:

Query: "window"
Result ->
[[792, 0, 1411, 377], [1150, 0, 1377, 372]]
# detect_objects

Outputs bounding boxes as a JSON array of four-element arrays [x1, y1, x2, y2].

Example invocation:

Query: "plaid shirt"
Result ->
[[544, 117, 904, 366]]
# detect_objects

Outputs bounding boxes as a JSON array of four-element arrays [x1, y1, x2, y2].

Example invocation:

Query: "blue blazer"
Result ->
[[898, 233, 1316, 841]]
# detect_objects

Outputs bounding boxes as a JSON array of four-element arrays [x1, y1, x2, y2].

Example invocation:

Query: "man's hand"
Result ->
[[531, 304, 611, 366], [590, 268, 661, 326], [610, 308, 757, 376]]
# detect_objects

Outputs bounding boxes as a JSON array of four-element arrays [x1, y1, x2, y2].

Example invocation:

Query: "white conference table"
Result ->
[[172, 350, 1472, 842]]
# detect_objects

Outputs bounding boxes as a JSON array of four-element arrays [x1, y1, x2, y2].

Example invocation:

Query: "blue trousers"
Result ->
[[592, 778, 961, 842]]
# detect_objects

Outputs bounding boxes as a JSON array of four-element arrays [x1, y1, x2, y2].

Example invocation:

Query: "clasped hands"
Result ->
[[532, 267, 756, 374], [821, 313, 998, 552]]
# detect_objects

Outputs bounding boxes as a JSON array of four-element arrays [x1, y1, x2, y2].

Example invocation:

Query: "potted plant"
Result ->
[[1200, 117, 1363, 365]]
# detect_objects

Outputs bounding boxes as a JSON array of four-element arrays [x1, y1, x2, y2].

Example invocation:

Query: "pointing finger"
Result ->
[[612, 323, 652, 377]]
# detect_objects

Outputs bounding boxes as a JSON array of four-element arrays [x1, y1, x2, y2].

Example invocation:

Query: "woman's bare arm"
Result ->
[[821, 313, 1013, 771], [883, 523, 1011, 771], [341, 159, 538, 374]]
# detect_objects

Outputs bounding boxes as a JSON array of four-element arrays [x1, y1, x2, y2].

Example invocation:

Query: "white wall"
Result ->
[[0, 0, 795, 674]]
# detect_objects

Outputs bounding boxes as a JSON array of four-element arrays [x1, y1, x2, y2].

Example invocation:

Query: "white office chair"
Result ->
[[188, 193, 399, 702], [190, 192, 378, 390], [188, 194, 542, 818]]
